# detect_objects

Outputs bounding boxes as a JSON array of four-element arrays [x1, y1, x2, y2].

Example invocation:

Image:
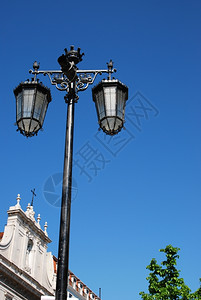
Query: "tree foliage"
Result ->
[[139, 245, 201, 300]]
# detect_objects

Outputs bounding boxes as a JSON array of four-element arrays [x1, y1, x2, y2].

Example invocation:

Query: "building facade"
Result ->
[[0, 194, 100, 300]]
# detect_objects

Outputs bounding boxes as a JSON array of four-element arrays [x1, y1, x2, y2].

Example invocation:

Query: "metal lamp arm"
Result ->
[[29, 69, 63, 75], [76, 69, 115, 92], [29, 65, 117, 92]]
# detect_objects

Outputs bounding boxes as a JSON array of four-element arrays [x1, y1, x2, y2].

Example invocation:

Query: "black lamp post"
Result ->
[[14, 46, 128, 300]]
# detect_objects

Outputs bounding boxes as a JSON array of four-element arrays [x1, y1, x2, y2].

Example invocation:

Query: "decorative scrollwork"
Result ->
[[77, 81, 89, 91], [29, 62, 116, 95], [45, 72, 69, 91], [76, 71, 100, 92], [29, 69, 69, 91]]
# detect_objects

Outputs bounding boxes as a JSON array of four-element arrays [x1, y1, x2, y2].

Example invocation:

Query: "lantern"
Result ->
[[14, 81, 52, 137], [92, 79, 128, 135]]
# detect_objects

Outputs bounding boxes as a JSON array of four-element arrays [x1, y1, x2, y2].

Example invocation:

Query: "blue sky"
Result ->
[[1, 0, 201, 299]]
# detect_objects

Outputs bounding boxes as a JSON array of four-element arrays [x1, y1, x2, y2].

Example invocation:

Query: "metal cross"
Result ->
[[31, 188, 36, 206]]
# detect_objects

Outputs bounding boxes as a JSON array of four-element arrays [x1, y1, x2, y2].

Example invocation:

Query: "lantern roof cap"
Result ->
[[92, 78, 128, 102], [94, 77, 127, 84], [92, 78, 128, 89], [13, 80, 52, 103]]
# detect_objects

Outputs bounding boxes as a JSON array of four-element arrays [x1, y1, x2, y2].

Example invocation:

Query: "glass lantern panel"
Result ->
[[22, 89, 35, 118], [16, 92, 22, 121], [104, 87, 116, 116], [107, 117, 116, 131], [100, 118, 108, 131], [22, 119, 31, 133], [39, 95, 48, 125], [117, 89, 126, 119], [29, 119, 40, 133], [33, 91, 45, 121], [96, 90, 105, 120], [114, 118, 122, 131], [17, 120, 24, 131]]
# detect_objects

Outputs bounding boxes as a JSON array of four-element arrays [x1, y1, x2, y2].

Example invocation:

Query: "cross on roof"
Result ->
[[31, 188, 36, 206]]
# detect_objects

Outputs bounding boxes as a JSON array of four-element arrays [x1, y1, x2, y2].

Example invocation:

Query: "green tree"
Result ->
[[191, 279, 201, 299], [139, 245, 199, 300]]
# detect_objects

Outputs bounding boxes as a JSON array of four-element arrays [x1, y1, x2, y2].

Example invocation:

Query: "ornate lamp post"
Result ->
[[14, 46, 128, 300]]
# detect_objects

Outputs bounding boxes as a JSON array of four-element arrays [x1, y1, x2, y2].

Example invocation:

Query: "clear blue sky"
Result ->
[[1, 0, 201, 299]]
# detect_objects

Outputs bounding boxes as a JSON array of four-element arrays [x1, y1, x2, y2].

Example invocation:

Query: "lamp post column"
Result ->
[[56, 82, 76, 300]]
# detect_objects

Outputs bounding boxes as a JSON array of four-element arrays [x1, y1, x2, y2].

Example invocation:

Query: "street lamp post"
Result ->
[[14, 46, 128, 300]]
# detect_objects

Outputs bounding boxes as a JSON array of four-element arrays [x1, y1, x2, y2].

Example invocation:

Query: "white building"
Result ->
[[0, 194, 100, 300]]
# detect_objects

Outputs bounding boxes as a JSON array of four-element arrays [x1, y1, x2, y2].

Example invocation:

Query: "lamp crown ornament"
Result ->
[[64, 45, 84, 64]]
